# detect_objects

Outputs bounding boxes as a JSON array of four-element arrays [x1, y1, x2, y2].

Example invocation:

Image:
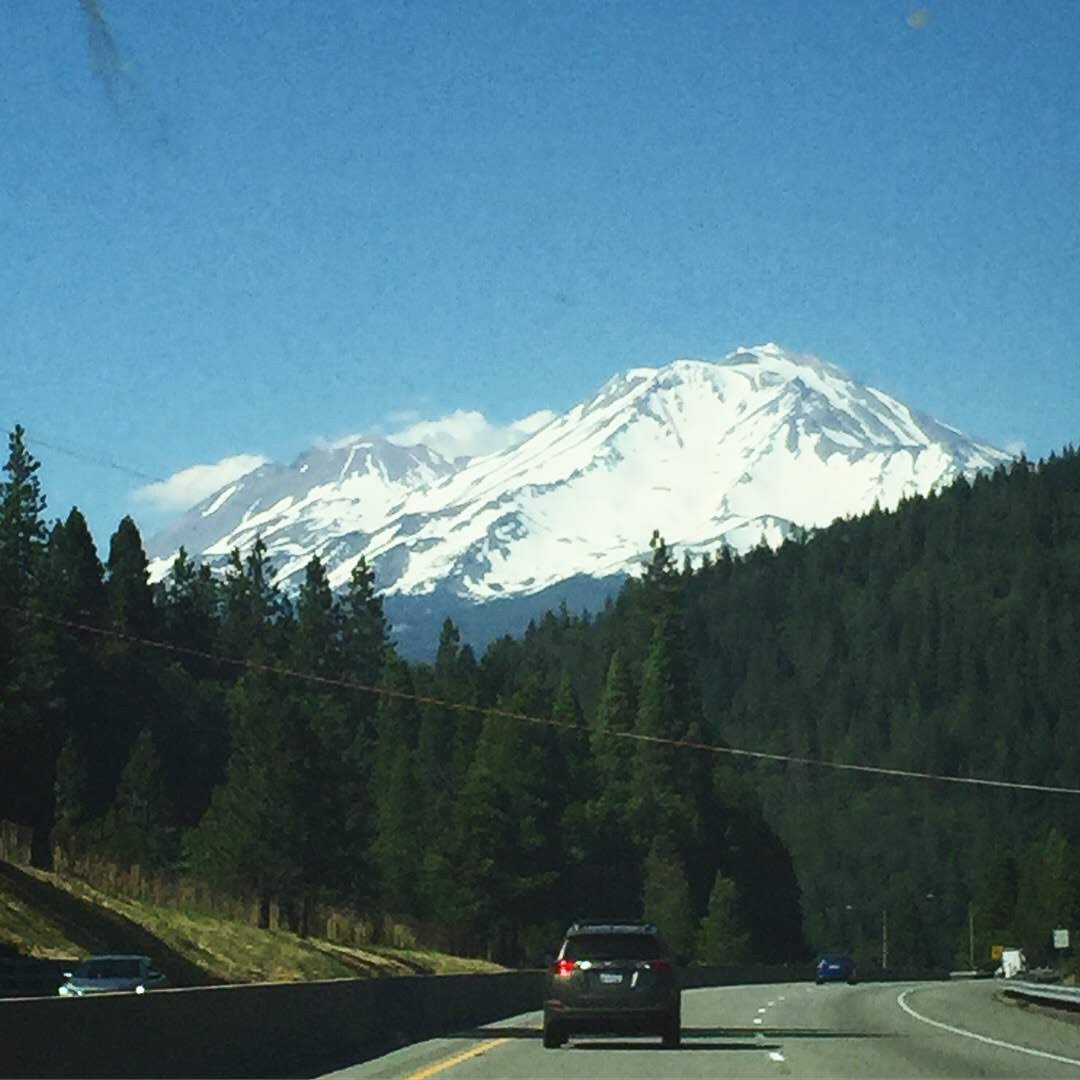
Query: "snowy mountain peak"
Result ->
[[148, 346, 1010, 607]]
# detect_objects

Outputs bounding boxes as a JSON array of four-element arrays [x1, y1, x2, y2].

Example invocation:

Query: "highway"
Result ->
[[322, 979, 1080, 1079]]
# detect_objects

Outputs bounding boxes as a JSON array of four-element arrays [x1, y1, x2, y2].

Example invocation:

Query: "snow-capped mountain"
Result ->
[[148, 344, 1009, 610]]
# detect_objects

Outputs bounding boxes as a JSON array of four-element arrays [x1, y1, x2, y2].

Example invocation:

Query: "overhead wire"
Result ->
[[4, 603, 1080, 798], [0, 416, 166, 485]]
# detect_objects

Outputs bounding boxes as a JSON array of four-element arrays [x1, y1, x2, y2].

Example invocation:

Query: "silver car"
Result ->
[[58, 954, 168, 996]]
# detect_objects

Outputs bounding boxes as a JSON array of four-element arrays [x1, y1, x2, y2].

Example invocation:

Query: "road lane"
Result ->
[[322, 979, 1080, 1079]]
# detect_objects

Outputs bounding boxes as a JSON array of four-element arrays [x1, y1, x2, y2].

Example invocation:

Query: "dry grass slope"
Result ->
[[0, 862, 504, 985]]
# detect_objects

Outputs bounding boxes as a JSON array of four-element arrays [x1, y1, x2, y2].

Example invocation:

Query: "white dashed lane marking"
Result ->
[[769, 1051, 786, 1062]]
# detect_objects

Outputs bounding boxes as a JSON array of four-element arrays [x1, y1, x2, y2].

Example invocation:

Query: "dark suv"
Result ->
[[542, 921, 681, 1048]]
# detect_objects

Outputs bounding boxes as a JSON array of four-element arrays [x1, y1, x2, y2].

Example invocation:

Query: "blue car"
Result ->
[[815, 953, 856, 984]]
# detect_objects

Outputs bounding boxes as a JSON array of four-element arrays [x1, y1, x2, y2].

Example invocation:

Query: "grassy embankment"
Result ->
[[0, 863, 502, 983]]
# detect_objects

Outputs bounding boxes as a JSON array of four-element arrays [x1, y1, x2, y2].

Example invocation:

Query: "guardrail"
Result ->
[[1003, 980, 1080, 1010]]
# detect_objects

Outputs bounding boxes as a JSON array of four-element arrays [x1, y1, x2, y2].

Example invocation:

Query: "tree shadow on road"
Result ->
[[450, 1023, 891, 1044], [570, 1039, 785, 1051]]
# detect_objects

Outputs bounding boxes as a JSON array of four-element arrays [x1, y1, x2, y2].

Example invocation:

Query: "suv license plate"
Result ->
[[599, 973, 623, 985]]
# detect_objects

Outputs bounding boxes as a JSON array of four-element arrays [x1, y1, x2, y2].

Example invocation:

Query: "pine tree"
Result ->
[[450, 684, 565, 960], [185, 672, 307, 918], [42, 509, 105, 621], [642, 839, 696, 963], [697, 872, 751, 963], [219, 537, 285, 660], [107, 728, 176, 869], [163, 548, 219, 664], [98, 517, 162, 812], [53, 732, 91, 853], [105, 516, 157, 639], [0, 426, 53, 847], [38, 511, 110, 823], [582, 650, 641, 917], [370, 654, 423, 914], [290, 555, 369, 903], [292, 556, 341, 675], [340, 555, 388, 732], [0, 425, 46, 608]]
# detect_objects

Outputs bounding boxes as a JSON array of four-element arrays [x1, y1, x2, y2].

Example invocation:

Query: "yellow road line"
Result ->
[[404, 1037, 511, 1080]]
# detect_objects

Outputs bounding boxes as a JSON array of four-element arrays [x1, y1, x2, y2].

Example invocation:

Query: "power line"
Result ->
[[0, 418, 166, 485], [6, 603, 1080, 798]]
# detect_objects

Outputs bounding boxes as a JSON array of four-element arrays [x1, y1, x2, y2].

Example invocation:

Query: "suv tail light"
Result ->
[[647, 960, 672, 974], [550, 958, 576, 977]]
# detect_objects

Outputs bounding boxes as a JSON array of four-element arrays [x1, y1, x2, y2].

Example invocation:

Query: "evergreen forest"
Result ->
[[2, 422, 1078, 972]]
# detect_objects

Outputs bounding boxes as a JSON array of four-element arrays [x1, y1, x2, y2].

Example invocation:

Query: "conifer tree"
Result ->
[[450, 682, 565, 959], [219, 537, 285, 659], [43, 509, 105, 621], [163, 548, 219, 662], [105, 516, 157, 638], [185, 672, 307, 918], [697, 872, 751, 963], [0, 425, 46, 607], [108, 728, 176, 869], [0, 426, 53, 842], [53, 732, 90, 853], [40, 511, 110, 818], [582, 649, 641, 914], [291, 555, 369, 902], [340, 555, 388, 731], [292, 555, 340, 675], [642, 838, 696, 963], [99, 517, 161, 810], [370, 654, 423, 914]]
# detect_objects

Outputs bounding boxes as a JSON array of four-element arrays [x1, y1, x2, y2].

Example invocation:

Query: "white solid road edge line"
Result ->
[[896, 989, 1080, 1069]]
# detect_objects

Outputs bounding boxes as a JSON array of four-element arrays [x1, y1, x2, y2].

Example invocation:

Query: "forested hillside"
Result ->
[[3, 422, 1078, 971], [0, 425, 803, 965]]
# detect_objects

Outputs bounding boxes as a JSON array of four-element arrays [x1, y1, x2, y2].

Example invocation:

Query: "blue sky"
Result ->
[[3, 1, 1078, 546]]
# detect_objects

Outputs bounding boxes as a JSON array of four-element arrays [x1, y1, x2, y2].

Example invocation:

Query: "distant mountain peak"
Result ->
[[147, 345, 1010, 614]]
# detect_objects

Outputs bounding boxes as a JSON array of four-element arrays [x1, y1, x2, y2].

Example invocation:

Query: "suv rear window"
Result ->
[[563, 933, 661, 960], [76, 960, 141, 979]]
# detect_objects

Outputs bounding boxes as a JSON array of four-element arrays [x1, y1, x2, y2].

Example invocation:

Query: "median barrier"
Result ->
[[0, 957, 76, 999], [1, 969, 545, 1079]]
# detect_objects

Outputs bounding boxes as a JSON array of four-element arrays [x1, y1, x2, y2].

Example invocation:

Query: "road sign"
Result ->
[[991, 944, 1004, 960], [1053, 929, 1070, 950]]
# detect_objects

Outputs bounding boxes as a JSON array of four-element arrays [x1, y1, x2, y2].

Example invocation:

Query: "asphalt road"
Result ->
[[321, 979, 1080, 1079]]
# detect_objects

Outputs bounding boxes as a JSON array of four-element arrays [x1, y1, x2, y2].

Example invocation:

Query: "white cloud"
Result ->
[[133, 454, 268, 512], [387, 408, 557, 460]]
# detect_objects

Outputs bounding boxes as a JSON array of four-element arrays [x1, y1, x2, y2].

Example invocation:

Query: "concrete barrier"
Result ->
[[2, 961, 953, 1078], [0, 957, 76, 999], [1, 970, 545, 1079]]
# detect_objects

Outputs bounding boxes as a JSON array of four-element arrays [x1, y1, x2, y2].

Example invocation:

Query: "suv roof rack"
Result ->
[[565, 920, 658, 935]]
